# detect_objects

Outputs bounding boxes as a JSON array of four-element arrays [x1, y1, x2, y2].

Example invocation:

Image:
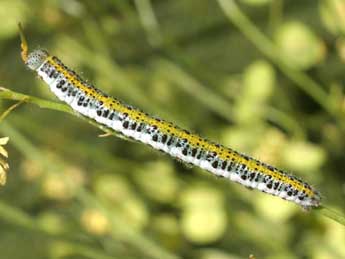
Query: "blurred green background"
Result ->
[[0, 0, 345, 258]]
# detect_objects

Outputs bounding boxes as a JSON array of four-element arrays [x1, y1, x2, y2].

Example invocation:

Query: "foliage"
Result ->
[[0, 0, 345, 258]]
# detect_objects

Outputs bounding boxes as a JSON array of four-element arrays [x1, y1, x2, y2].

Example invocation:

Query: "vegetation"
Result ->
[[0, 0, 345, 258]]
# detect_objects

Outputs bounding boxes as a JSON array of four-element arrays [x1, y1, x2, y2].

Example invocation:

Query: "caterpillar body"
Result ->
[[25, 49, 321, 209]]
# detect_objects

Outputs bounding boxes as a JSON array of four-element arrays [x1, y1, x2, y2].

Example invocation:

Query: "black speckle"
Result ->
[[212, 160, 218, 168], [161, 134, 168, 143], [152, 134, 158, 142], [109, 112, 115, 120], [241, 174, 247, 180], [274, 182, 280, 190], [97, 110, 102, 116], [196, 152, 202, 159], [49, 69, 56, 78], [183, 130, 191, 135], [221, 161, 227, 170], [191, 148, 198, 157], [267, 182, 272, 189], [103, 110, 109, 118], [182, 148, 188, 156], [267, 165, 275, 171], [167, 137, 174, 146], [123, 121, 129, 129], [136, 123, 143, 132], [131, 122, 137, 130]]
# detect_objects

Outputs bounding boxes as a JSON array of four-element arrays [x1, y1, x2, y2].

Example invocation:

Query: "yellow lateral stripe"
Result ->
[[47, 56, 312, 196]]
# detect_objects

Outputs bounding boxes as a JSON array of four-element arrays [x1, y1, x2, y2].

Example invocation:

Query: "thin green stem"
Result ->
[[154, 59, 234, 123], [217, 0, 337, 117], [134, 0, 162, 47], [0, 200, 115, 259], [1, 87, 345, 227], [0, 87, 132, 142], [268, 0, 284, 36], [0, 121, 180, 259], [314, 205, 345, 226], [0, 99, 25, 123]]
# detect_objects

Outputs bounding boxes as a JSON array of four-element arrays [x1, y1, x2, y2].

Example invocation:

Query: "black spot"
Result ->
[[57, 80, 65, 89], [103, 110, 109, 118], [267, 182, 272, 189], [167, 137, 174, 146], [191, 148, 198, 157], [183, 130, 191, 135], [152, 134, 158, 142], [274, 182, 280, 190], [123, 121, 129, 129], [49, 69, 55, 78], [212, 160, 218, 168], [161, 134, 168, 143], [182, 148, 188, 156], [61, 87, 67, 92], [221, 161, 227, 170], [241, 174, 247, 180], [136, 123, 143, 132], [287, 191, 292, 196], [249, 173, 256, 180], [109, 113, 115, 120], [267, 165, 275, 171], [206, 154, 214, 161], [298, 196, 305, 201], [97, 110, 102, 116], [131, 122, 137, 130]]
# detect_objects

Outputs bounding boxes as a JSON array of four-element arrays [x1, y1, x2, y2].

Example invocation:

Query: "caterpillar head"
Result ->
[[26, 49, 49, 70]]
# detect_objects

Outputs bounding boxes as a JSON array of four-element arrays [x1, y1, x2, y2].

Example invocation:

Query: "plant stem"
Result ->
[[217, 0, 337, 117], [0, 88, 345, 226]]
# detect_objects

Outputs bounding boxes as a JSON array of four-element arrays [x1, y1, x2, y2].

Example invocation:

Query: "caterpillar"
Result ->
[[23, 48, 321, 210]]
